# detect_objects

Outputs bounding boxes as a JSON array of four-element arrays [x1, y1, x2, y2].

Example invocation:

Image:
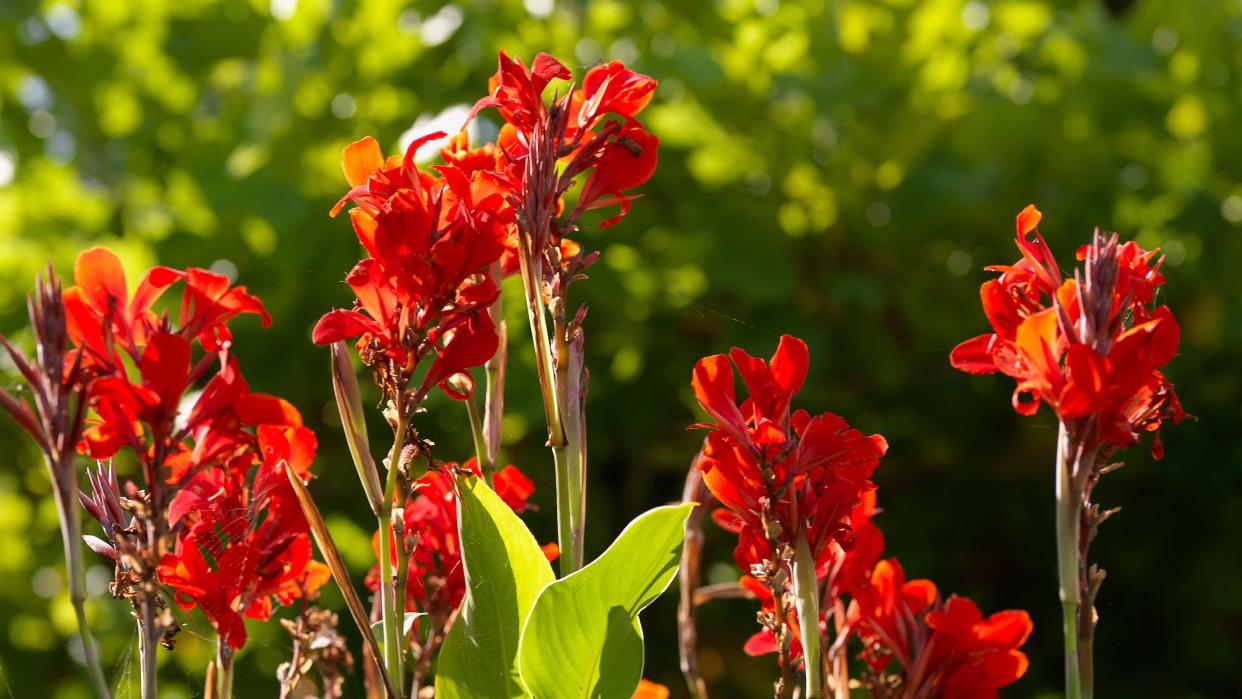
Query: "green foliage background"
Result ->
[[1, 0, 1239, 696]]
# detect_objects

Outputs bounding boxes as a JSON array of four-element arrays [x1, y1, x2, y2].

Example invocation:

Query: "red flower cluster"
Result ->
[[691, 335, 887, 657], [950, 205, 1184, 455], [691, 336, 1032, 696], [158, 419, 329, 649], [313, 132, 508, 400], [367, 459, 551, 622], [469, 51, 660, 230], [63, 247, 328, 649], [316, 51, 659, 404], [841, 509, 1032, 698], [62, 248, 278, 468], [693, 335, 887, 581]]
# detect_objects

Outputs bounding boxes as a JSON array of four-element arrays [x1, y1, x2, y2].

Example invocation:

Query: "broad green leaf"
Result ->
[[435, 476, 556, 699], [517, 503, 694, 699]]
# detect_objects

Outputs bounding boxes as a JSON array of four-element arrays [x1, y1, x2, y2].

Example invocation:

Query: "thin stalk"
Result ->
[[137, 444, 168, 699], [515, 229, 564, 449], [516, 229, 581, 573], [482, 261, 506, 468], [563, 327, 588, 572], [549, 316, 588, 573], [551, 444, 577, 576], [678, 462, 711, 699], [215, 640, 234, 699], [1056, 423, 1083, 699], [792, 534, 824, 699], [830, 598, 850, 699], [378, 406, 409, 699], [49, 461, 111, 699], [1081, 626, 1094, 699], [204, 660, 218, 699], [464, 394, 493, 487], [394, 476, 411, 689], [138, 597, 160, 699]]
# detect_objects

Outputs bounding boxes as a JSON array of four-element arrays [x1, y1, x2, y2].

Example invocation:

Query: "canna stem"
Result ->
[[378, 403, 409, 699], [394, 473, 411, 691], [677, 462, 711, 699], [138, 597, 160, 699], [215, 639, 235, 698], [464, 393, 493, 487], [482, 261, 506, 468], [792, 534, 824, 699], [49, 460, 111, 699], [1056, 422, 1084, 699]]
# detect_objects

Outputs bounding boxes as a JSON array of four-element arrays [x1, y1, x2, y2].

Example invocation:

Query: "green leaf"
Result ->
[[435, 475, 556, 699], [517, 503, 694, 699]]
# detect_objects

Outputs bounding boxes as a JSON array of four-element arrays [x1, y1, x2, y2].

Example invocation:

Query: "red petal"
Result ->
[[342, 136, 384, 187], [1016, 204, 1042, 236], [74, 247, 129, 310], [312, 309, 380, 345], [140, 333, 191, 411], [950, 334, 1000, 374]]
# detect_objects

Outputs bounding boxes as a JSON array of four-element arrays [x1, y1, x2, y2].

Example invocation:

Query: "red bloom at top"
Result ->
[[470, 50, 660, 234], [950, 205, 1183, 456], [63, 247, 268, 372], [314, 133, 508, 400], [469, 52, 572, 132]]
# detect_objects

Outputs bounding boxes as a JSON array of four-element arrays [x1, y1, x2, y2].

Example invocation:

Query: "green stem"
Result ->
[[792, 534, 823, 699], [552, 321, 585, 573], [215, 639, 234, 698], [137, 597, 159, 699], [394, 508, 410, 692], [482, 261, 506, 468], [465, 393, 494, 487], [379, 406, 409, 699], [50, 462, 111, 699], [1056, 423, 1083, 699], [515, 228, 565, 449]]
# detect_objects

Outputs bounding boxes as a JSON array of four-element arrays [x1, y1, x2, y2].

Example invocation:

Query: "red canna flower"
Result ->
[[469, 50, 659, 242], [314, 133, 508, 402], [158, 418, 328, 650], [468, 52, 572, 133], [691, 335, 887, 666], [950, 205, 1183, 456], [62, 248, 182, 372], [575, 120, 660, 229], [845, 558, 1032, 698], [576, 60, 658, 127], [59, 245, 328, 656], [923, 597, 1033, 698], [693, 335, 887, 573], [847, 558, 938, 672], [63, 247, 268, 374]]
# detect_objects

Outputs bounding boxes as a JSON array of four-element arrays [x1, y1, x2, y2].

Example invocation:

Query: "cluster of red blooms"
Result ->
[[313, 50, 659, 403], [692, 335, 1031, 697], [838, 496, 1032, 698], [950, 205, 1184, 456], [64, 247, 328, 650]]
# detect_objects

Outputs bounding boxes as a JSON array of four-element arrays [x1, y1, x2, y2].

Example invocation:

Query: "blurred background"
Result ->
[[1, 0, 1239, 696]]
